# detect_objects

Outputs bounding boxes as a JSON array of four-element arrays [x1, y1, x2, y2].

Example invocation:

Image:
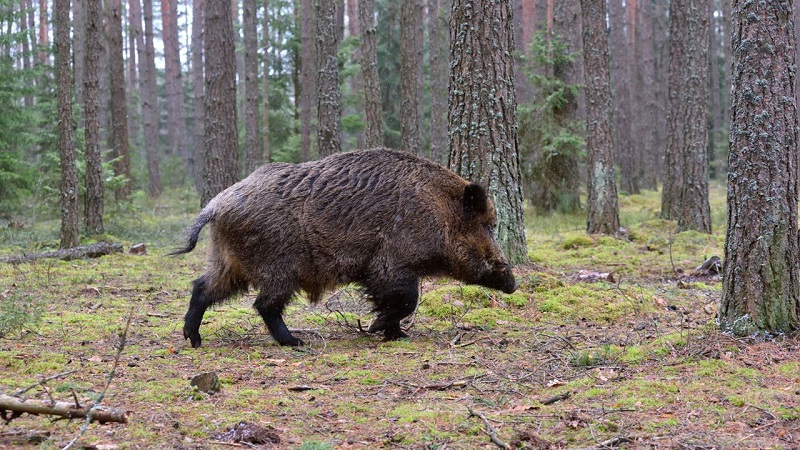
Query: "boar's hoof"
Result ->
[[183, 329, 202, 348], [383, 327, 409, 341], [277, 336, 305, 347]]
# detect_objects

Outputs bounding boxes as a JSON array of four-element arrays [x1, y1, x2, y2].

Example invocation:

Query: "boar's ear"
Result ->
[[463, 183, 489, 220]]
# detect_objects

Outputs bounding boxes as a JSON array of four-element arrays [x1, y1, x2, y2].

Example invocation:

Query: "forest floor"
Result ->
[[1, 185, 799, 449]]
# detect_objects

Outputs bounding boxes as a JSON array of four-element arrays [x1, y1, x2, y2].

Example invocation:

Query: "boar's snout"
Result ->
[[477, 261, 517, 294]]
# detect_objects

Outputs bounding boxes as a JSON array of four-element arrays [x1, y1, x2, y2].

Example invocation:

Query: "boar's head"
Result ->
[[450, 183, 517, 294]]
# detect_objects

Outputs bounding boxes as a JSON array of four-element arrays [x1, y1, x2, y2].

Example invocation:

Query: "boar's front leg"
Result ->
[[367, 278, 419, 340], [253, 290, 303, 346]]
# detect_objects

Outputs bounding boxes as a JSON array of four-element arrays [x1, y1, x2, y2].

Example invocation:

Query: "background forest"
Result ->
[[0, 0, 732, 219]]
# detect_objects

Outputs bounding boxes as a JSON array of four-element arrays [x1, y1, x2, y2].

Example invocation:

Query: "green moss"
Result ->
[[517, 272, 564, 292], [537, 284, 632, 322], [727, 394, 746, 407], [561, 233, 595, 250], [389, 404, 438, 424]]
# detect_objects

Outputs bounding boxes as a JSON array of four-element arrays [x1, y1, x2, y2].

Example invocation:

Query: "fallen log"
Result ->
[[0, 394, 129, 424], [0, 242, 123, 264]]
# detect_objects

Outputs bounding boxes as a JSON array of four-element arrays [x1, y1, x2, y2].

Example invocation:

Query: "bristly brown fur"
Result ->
[[175, 148, 516, 347]]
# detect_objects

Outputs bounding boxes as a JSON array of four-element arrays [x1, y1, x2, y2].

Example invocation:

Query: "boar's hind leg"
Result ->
[[253, 290, 303, 346], [367, 278, 419, 340], [184, 274, 246, 348]]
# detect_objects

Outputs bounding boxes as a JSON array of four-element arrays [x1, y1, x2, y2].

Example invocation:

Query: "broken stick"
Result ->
[[0, 394, 128, 424]]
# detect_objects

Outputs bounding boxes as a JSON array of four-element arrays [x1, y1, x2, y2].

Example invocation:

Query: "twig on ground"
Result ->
[[13, 370, 79, 396], [62, 307, 133, 450], [467, 406, 510, 449], [541, 392, 571, 405]]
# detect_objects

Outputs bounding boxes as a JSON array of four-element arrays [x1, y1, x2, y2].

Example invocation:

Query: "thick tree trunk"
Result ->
[[72, 0, 85, 110], [108, 0, 132, 200], [202, 0, 239, 207], [84, 0, 104, 234], [608, 0, 637, 195], [676, 0, 711, 233], [721, 0, 800, 335], [359, 0, 382, 149], [662, 2, 686, 220], [162, 0, 190, 177], [400, 0, 422, 154], [126, 0, 139, 148], [448, 0, 528, 265], [428, 0, 449, 164], [346, 0, 364, 149], [300, 0, 317, 160], [37, 0, 48, 66], [580, 0, 619, 235], [55, 0, 79, 249], [141, 0, 161, 197], [261, 0, 270, 164], [635, 0, 659, 190], [191, 0, 205, 193], [242, 0, 261, 175], [316, 0, 341, 157]]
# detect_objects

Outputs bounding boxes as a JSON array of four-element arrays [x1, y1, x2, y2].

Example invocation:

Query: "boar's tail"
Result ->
[[168, 209, 214, 256]]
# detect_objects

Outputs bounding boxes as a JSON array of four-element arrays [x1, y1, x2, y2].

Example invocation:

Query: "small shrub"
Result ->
[[0, 290, 43, 338]]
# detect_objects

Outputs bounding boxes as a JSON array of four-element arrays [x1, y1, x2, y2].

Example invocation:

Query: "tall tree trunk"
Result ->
[[300, 0, 317, 160], [261, 0, 270, 163], [552, 0, 584, 128], [72, 0, 86, 110], [38, 0, 48, 66], [676, 0, 711, 233], [707, 0, 720, 180], [202, 0, 239, 207], [141, 0, 161, 196], [400, 0, 422, 154], [428, 0, 448, 163], [316, 0, 341, 157], [191, 0, 205, 192], [635, 0, 659, 190], [20, 0, 34, 108], [162, 0, 190, 177], [608, 0, 637, 194], [242, 0, 261, 174], [55, 0, 79, 248], [126, 0, 139, 149], [513, 0, 533, 105], [449, 0, 528, 265], [346, 0, 364, 149], [359, 0, 382, 148], [108, 0, 132, 199], [662, 3, 685, 220], [653, 1, 669, 186], [581, 0, 619, 235], [84, 0, 104, 234], [721, 0, 799, 335]]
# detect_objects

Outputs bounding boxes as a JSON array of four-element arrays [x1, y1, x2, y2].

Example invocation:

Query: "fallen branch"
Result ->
[[0, 242, 123, 264], [467, 406, 510, 449], [0, 394, 128, 424], [541, 392, 571, 405]]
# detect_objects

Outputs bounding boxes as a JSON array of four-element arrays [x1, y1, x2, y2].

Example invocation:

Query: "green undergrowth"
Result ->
[[4, 182, 793, 449]]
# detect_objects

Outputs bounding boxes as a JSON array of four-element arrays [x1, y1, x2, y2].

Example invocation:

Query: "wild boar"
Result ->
[[171, 148, 517, 347]]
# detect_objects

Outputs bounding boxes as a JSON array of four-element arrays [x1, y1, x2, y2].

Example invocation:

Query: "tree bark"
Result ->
[[0, 394, 129, 424], [191, 0, 205, 193], [37, 0, 48, 66], [448, 0, 528, 265], [162, 0, 190, 177], [316, 0, 341, 157], [428, 0, 448, 163], [359, 0, 382, 148], [608, 0, 637, 195], [84, 0, 104, 234], [721, 0, 800, 335], [202, 0, 239, 207], [242, 0, 261, 174], [634, 0, 659, 190], [580, 0, 619, 235], [108, 0, 132, 200], [400, 0, 422, 154], [140, 0, 161, 197], [662, 2, 685, 220], [55, 0, 79, 249], [676, 0, 711, 233], [261, 0, 270, 163], [72, 0, 85, 110], [300, 0, 317, 160]]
